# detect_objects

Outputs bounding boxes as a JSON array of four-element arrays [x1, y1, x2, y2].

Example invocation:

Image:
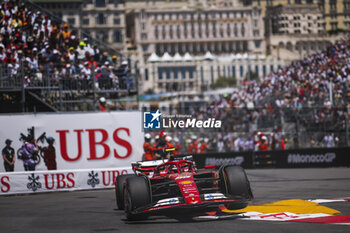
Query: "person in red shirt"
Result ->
[[154, 131, 174, 159], [143, 133, 155, 161], [153, 135, 159, 148], [258, 136, 269, 151], [98, 97, 108, 111], [43, 137, 57, 170], [199, 138, 208, 154], [187, 136, 199, 154], [173, 137, 182, 156]]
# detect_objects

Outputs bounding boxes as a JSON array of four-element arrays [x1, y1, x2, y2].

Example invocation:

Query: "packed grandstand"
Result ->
[[145, 37, 350, 152], [0, 0, 132, 92], [0, 0, 349, 152]]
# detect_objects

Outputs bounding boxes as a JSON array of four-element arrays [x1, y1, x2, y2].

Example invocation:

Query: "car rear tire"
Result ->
[[219, 165, 253, 209], [115, 174, 135, 210], [124, 176, 151, 220]]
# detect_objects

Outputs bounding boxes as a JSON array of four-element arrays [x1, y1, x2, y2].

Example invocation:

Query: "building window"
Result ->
[[174, 68, 178, 79], [213, 22, 216, 37], [162, 25, 166, 39], [241, 23, 245, 37], [67, 18, 75, 26], [145, 69, 148, 81], [181, 67, 186, 79], [189, 68, 193, 79], [177, 25, 181, 38], [158, 68, 163, 80], [82, 18, 89, 25], [97, 13, 105, 25], [114, 18, 120, 25], [114, 30, 122, 42], [217, 66, 221, 77], [198, 23, 202, 38], [240, 66, 244, 78], [142, 45, 148, 51], [232, 66, 236, 77], [155, 25, 159, 39], [95, 0, 106, 7], [169, 25, 173, 39], [166, 68, 171, 79], [191, 23, 195, 38], [234, 24, 238, 36], [254, 40, 261, 48], [227, 23, 231, 36], [200, 66, 204, 83]]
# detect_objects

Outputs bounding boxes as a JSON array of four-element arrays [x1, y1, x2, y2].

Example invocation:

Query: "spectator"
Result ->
[[258, 136, 269, 151], [199, 138, 208, 154], [43, 137, 57, 170], [20, 137, 38, 171], [2, 139, 15, 172], [98, 97, 108, 111], [323, 133, 335, 148]]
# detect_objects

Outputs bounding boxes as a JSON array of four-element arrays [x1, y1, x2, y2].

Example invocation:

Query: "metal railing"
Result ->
[[0, 63, 137, 112]]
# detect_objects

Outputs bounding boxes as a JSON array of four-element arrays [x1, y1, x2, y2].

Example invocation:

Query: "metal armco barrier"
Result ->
[[193, 147, 350, 169]]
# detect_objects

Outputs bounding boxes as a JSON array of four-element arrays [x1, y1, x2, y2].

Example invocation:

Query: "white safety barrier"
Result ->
[[0, 167, 133, 195]]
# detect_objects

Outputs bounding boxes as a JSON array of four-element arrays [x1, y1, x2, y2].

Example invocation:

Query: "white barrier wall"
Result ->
[[0, 167, 133, 195], [0, 112, 144, 173]]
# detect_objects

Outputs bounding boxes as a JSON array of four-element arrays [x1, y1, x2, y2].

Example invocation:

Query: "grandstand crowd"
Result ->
[[0, 0, 132, 90], [147, 35, 349, 152]]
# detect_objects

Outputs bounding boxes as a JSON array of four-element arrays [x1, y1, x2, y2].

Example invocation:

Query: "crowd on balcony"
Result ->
[[0, 0, 133, 90]]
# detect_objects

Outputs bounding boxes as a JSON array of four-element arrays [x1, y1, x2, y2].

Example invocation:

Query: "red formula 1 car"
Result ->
[[115, 156, 253, 220]]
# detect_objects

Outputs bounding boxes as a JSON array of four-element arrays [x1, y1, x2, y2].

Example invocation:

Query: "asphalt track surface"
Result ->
[[1, 168, 349, 233]]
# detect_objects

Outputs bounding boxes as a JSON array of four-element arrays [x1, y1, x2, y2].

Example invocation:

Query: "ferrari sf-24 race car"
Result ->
[[115, 156, 253, 220]]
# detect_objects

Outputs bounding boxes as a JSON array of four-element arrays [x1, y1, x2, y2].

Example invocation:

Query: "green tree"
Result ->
[[210, 76, 237, 89], [144, 88, 154, 94], [245, 71, 259, 81]]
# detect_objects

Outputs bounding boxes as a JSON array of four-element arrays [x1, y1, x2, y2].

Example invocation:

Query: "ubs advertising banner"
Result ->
[[0, 167, 133, 195], [0, 112, 144, 173]]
